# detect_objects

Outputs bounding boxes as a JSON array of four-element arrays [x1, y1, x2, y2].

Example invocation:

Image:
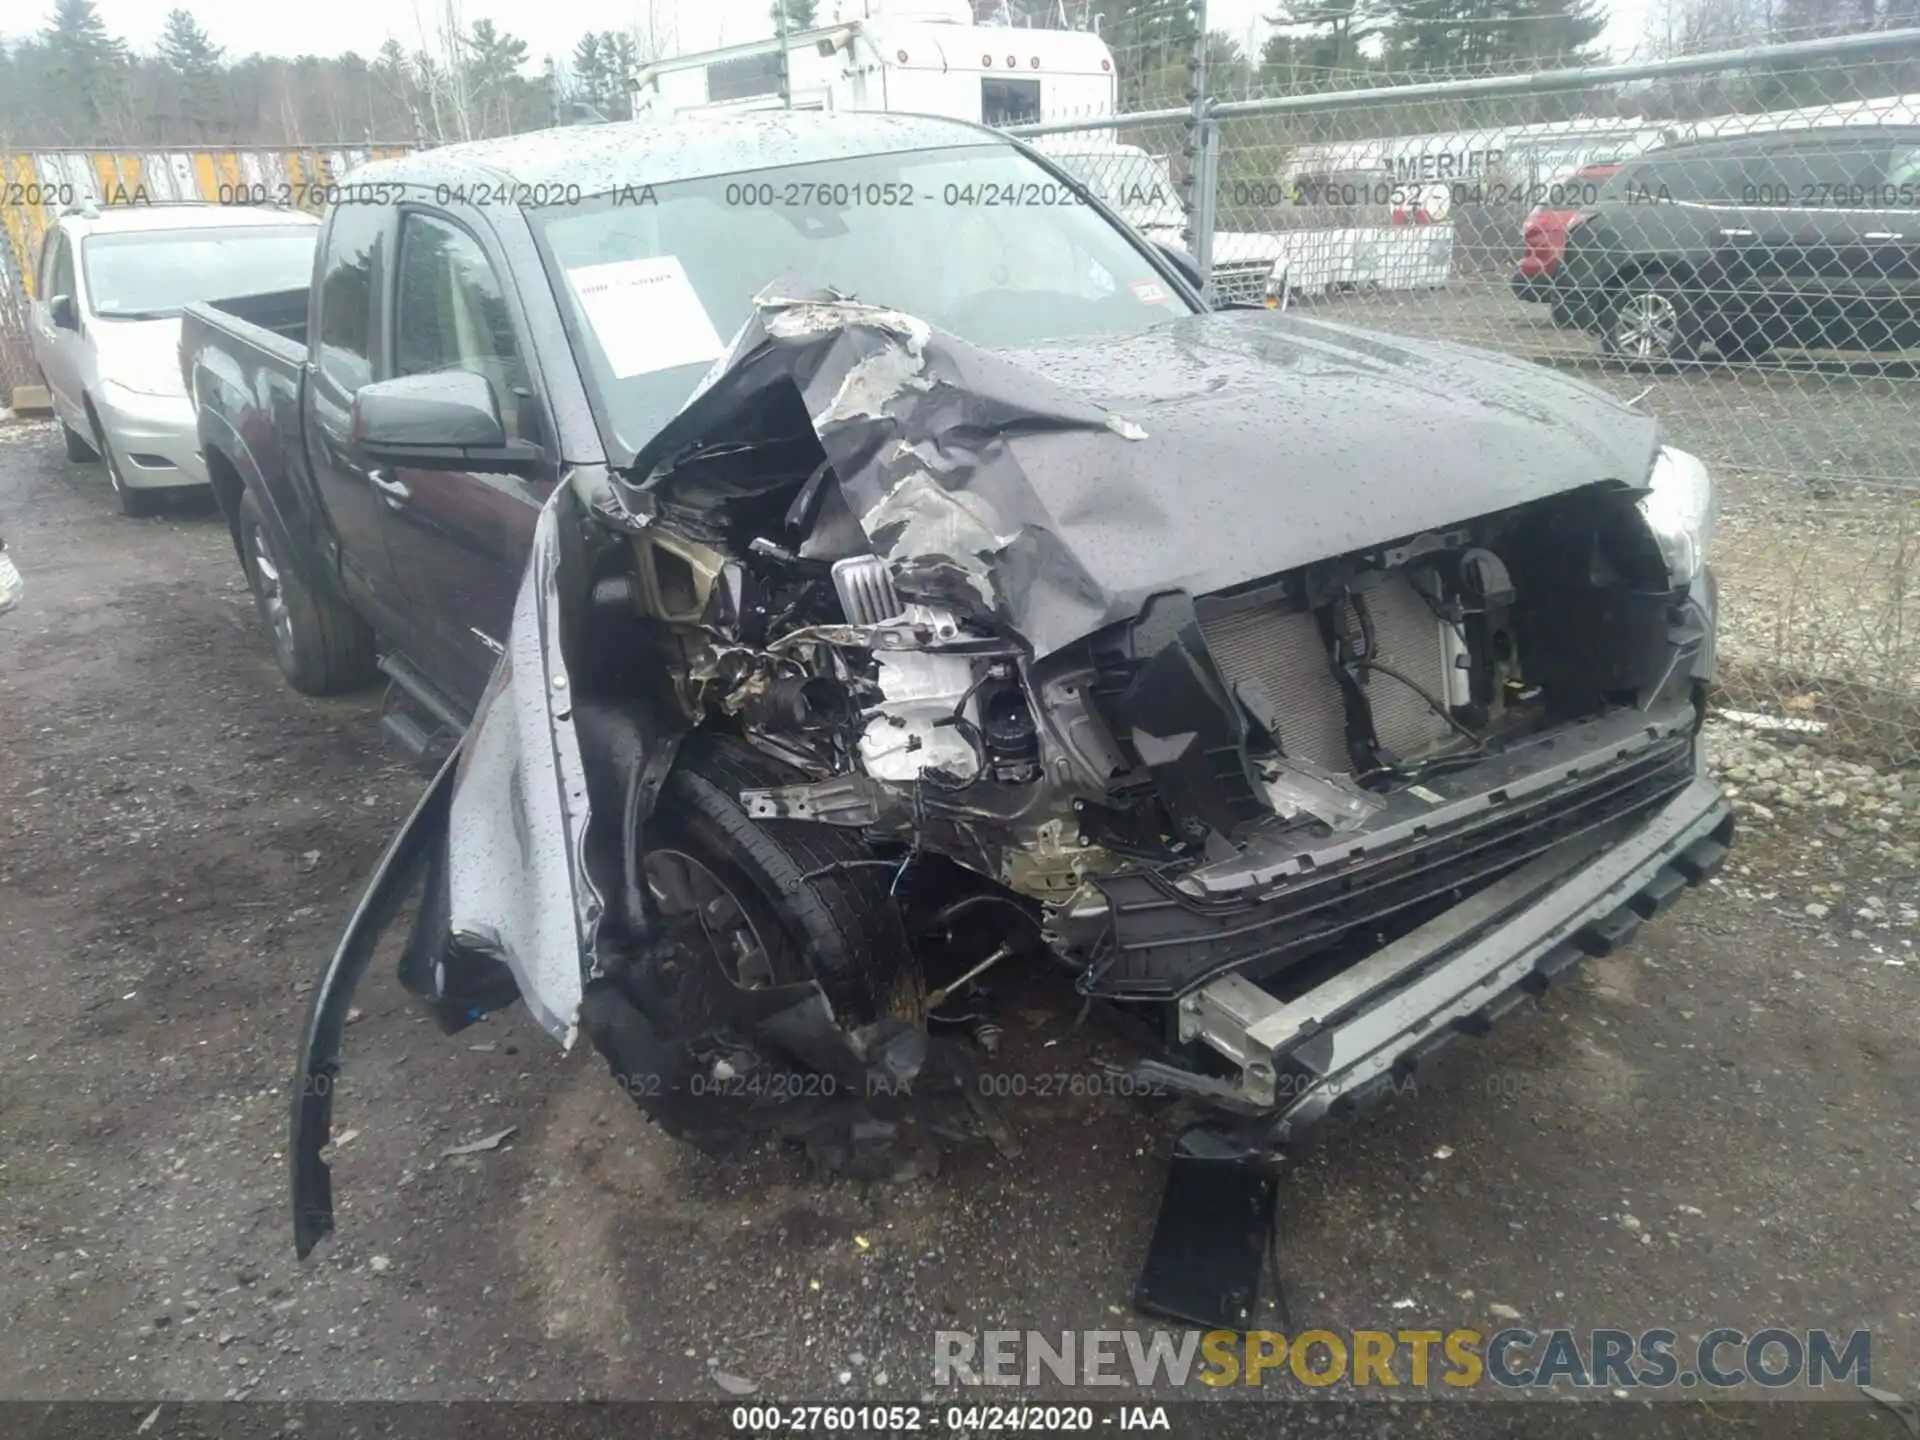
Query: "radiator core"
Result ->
[[1199, 572, 1456, 775]]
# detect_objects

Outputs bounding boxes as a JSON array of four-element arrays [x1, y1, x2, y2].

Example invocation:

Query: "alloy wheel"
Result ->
[[1610, 290, 1680, 361], [248, 523, 296, 665]]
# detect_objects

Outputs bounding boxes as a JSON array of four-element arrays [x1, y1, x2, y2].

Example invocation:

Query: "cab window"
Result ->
[[392, 211, 534, 442], [316, 204, 383, 391]]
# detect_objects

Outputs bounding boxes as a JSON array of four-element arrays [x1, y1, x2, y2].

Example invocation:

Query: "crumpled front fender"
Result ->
[[290, 476, 656, 1257]]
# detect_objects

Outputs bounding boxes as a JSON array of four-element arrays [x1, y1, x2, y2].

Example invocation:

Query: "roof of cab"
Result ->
[[64, 202, 320, 236], [347, 111, 1011, 195]]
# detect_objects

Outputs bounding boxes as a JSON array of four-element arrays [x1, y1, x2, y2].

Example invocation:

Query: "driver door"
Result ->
[[378, 208, 558, 714]]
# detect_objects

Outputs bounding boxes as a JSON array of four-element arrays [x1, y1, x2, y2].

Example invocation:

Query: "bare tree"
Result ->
[[630, 0, 680, 65], [1643, 0, 1772, 55]]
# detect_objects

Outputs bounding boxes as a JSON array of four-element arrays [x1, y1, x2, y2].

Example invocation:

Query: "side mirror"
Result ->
[[351, 371, 529, 470], [49, 294, 77, 330], [1151, 242, 1203, 297]]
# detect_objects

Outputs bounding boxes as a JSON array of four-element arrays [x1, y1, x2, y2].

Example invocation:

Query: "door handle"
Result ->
[[1864, 231, 1904, 241], [368, 469, 412, 507]]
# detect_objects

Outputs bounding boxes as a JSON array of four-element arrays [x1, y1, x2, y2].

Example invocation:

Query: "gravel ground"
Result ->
[[1, 415, 1918, 1421]]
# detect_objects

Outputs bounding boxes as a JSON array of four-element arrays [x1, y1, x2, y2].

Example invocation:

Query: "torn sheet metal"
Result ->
[[443, 484, 608, 1044], [617, 287, 1663, 659]]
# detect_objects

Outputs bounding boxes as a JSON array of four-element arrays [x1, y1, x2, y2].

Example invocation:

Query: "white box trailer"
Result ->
[[630, 0, 1117, 127]]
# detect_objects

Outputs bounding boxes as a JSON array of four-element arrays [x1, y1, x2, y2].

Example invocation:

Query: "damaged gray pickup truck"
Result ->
[[179, 112, 1732, 1260]]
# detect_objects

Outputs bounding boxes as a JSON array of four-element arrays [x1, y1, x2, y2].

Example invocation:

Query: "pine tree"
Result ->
[[1092, 0, 1200, 109], [43, 0, 129, 133], [461, 19, 529, 135], [770, 0, 820, 30], [571, 31, 607, 111], [159, 9, 221, 73], [1266, 0, 1385, 82], [1383, 0, 1605, 76], [157, 8, 224, 139], [601, 32, 638, 116]]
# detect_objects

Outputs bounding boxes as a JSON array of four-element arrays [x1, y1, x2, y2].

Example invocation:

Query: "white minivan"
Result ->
[[30, 202, 319, 515]]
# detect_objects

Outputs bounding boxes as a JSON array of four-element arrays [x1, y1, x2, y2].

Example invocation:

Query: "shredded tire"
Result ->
[[586, 736, 959, 1174]]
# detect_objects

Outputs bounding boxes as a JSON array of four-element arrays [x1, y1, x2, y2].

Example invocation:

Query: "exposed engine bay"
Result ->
[[592, 448, 1700, 981], [533, 290, 1722, 1138]]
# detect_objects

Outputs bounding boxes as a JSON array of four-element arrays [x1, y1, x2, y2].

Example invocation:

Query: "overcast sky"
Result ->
[[42, 0, 1660, 74]]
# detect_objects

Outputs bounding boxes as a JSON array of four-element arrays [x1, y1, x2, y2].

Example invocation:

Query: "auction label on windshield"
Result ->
[[566, 256, 725, 379]]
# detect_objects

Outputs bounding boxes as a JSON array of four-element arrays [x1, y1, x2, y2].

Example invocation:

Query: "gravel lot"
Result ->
[[1, 404, 1917, 1423]]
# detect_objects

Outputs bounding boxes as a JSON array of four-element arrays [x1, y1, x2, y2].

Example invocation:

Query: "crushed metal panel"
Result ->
[[443, 494, 605, 1043], [621, 287, 1662, 660]]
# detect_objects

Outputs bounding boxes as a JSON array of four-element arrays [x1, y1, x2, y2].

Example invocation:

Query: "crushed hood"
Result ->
[[623, 292, 1661, 659]]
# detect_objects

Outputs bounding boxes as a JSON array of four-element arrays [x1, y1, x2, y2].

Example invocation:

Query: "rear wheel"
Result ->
[[1602, 273, 1703, 365], [236, 487, 377, 694]]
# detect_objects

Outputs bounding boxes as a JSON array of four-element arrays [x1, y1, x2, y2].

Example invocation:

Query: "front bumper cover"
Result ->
[[1133, 770, 1732, 1137], [97, 385, 207, 487]]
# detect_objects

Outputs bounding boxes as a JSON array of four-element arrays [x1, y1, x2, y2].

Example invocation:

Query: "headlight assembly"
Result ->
[[1640, 445, 1715, 586]]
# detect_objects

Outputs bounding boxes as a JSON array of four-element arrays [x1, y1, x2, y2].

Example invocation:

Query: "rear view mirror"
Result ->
[[49, 294, 77, 330], [351, 371, 528, 469]]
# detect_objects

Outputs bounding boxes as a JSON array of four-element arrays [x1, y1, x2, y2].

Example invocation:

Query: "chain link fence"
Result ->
[[1016, 27, 1920, 764]]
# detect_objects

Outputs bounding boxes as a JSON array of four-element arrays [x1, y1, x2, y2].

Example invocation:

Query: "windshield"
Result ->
[[82, 226, 318, 320], [526, 142, 1198, 460]]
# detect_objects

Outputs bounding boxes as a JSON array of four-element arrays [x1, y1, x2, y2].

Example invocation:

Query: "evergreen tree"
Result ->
[[1092, 0, 1199, 110], [158, 9, 221, 73], [1382, 0, 1605, 76], [462, 19, 530, 133], [771, 0, 820, 30], [601, 32, 638, 116], [571, 31, 608, 111], [158, 9, 223, 139], [42, 0, 129, 132], [1503, 0, 1606, 67], [1265, 0, 1385, 82]]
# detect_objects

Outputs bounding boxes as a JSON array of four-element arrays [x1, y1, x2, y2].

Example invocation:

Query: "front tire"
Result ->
[[236, 487, 376, 694], [1601, 272, 1703, 365], [587, 736, 931, 1168], [84, 403, 159, 517], [61, 419, 96, 463]]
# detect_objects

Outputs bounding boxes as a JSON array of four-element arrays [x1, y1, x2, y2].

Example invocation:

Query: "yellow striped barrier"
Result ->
[[1, 145, 412, 300]]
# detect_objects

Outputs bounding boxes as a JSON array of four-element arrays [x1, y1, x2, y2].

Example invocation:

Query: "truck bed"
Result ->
[[182, 286, 324, 600], [193, 288, 307, 347]]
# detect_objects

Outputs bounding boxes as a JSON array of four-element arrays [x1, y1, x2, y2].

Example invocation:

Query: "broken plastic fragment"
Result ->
[[1105, 413, 1147, 440], [441, 1125, 518, 1157], [1262, 755, 1386, 832]]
